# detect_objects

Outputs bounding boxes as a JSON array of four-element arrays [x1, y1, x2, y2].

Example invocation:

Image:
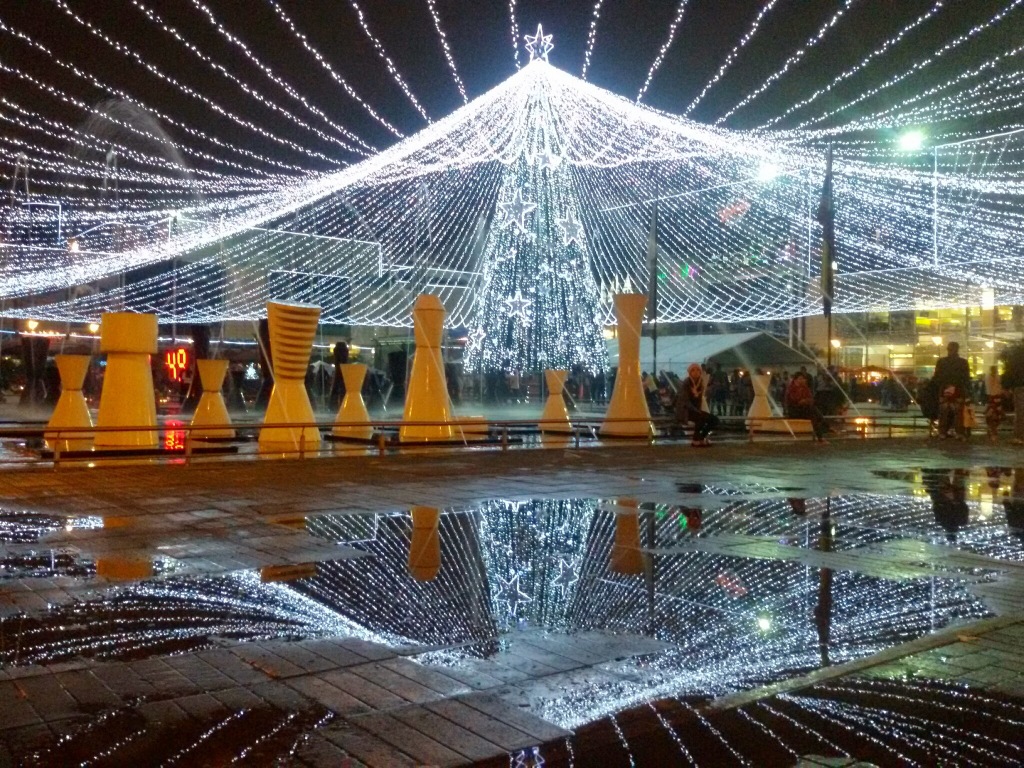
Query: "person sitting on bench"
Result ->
[[676, 363, 719, 447]]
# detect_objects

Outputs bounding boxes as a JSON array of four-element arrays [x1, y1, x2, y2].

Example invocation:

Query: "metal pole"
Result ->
[[932, 147, 939, 267]]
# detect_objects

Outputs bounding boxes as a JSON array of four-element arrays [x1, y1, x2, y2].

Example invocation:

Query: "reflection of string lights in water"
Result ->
[[3, 487, 1023, 762], [0, 571, 352, 666]]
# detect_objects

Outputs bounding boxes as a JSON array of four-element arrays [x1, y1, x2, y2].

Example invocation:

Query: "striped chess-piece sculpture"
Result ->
[[191, 359, 235, 439], [332, 363, 373, 440], [400, 294, 454, 442], [259, 301, 322, 454], [45, 354, 94, 453], [601, 294, 653, 438], [94, 312, 159, 449]]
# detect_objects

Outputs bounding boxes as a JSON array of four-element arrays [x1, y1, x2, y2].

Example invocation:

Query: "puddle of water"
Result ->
[[3, 473, 1024, 763]]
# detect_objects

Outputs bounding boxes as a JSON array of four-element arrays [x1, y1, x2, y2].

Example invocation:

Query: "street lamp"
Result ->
[[830, 339, 841, 349], [757, 161, 780, 182], [899, 130, 926, 151]]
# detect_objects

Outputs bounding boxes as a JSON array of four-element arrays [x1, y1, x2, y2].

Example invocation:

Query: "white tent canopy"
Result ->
[[606, 332, 816, 373]]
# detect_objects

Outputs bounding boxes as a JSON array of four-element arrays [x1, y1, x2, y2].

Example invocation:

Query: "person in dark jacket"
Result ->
[[785, 372, 828, 441], [1001, 340, 1024, 444], [932, 341, 972, 438], [675, 363, 719, 447]]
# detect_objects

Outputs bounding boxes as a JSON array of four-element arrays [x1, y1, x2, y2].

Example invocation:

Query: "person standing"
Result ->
[[675, 363, 719, 447], [985, 364, 1004, 442], [933, 341, 972, 439], [1001, 341, 1024, 445]]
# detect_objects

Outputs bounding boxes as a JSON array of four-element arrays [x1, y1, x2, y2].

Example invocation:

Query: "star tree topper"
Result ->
[[524, 24, 554, 62], [498, 188, 537, 234]]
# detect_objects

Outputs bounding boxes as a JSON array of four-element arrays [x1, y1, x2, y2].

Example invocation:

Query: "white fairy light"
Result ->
[[756, 0, 948, 129], [263, 0, 405, 137], [509, 0, 521, 69], [636, 0, 692, 103], [581, 0, 606, 81], [342, 0, 432, 122], [684, 0, 783, 116], [426, 0, 469, 105], [716, 0, 863, 125], [4, 5, 1024, 343]]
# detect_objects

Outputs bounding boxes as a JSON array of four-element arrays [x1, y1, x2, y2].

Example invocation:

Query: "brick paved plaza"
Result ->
[[2, 438, 1023, 766]]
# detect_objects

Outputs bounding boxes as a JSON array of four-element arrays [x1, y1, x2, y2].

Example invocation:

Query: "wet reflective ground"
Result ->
[[2, 462, 1024, 765]]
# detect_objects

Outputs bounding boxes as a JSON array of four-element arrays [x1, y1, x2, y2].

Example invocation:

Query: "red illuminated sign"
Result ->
[[164, 348, 189, 381]]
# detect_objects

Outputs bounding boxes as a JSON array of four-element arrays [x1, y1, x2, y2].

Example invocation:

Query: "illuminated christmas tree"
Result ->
[[464, 28, 607, 376]]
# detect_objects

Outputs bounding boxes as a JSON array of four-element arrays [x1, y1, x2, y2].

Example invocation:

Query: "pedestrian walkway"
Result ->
[[1, 437, 1023, 765]]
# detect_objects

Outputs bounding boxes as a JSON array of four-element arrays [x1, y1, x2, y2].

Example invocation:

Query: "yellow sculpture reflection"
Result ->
[[610, 499, 644, 575], [408, 506, 441, 581]]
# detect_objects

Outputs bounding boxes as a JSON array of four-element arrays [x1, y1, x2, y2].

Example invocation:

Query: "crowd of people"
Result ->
[[640, 361, 847, 446], [916, 340, 1024, 443]]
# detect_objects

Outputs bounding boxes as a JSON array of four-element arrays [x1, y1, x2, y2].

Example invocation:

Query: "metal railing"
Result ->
[[0, 408, 950, 472]]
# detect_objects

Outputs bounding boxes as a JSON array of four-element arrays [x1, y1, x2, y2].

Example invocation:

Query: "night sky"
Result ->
[[1, 0, 1020, 173]]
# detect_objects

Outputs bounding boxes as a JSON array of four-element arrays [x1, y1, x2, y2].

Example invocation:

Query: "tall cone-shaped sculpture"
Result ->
[[540, 369, 572, 445], [191, 359, 234, 439], [259, 301, 322, 453], [45, 354, 93, 452], [400, 295, 454, 442], [601, 294, 652, 437], [408, 506, 441, 581], [746, 373, 773, 429], [610, 499, 644, 575], [95, 312, 159, 449], [333, 363, 372, 440]]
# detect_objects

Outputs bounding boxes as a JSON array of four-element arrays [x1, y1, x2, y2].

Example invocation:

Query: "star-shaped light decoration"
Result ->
[[552, 559, 578, 594], [556, 211, 584, 246], [537, 147, 562, 171], [498, 188, 537, 234], [505, 290, 532, 325], [467, 326, 486, 348], [495, 573, 532, 617], [524, 24, 553, 63]]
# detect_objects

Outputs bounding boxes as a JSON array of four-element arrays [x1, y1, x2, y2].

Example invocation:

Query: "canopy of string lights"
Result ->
[[1, 1, 1022, 345]]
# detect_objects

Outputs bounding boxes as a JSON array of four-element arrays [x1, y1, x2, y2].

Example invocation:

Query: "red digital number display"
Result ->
[[164, 348, 189, 381]]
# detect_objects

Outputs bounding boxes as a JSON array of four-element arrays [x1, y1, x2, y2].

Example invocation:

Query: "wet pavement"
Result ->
[[1, 438, 1023, 766]]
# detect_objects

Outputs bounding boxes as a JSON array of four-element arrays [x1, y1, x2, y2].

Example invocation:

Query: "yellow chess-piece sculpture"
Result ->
[[540, 369, 572, 445], [45, 354, 94, 453], [408, 506, 441, 581], [400, 294, 454, 442], [610, 499, 645, 575], [259, 301, 322, 454], [332, 363, 373, 440], [191, 359, 235, 439], [601, 294, 652, 438], [94, 312, 159, 449]]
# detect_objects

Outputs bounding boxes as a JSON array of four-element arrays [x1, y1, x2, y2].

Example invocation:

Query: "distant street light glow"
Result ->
[[899, 130, 926, 151]]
